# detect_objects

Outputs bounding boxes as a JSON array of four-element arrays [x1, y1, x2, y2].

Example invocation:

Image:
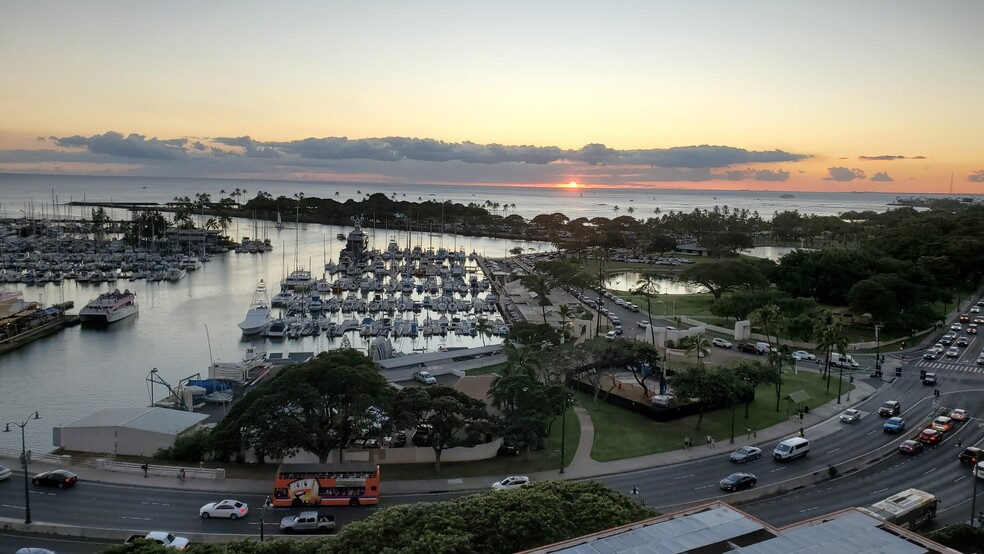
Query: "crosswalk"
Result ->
[[911, 359, 984, 374]]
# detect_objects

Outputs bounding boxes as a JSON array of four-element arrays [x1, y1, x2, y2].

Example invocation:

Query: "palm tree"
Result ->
[[632, 272, 661, 347], [613, 205, 620, 216], [521, 273, 553, 324], [475, 318, 492, 347], [557, 304, 573, 341], [502, 342, 542, 380], [754, 304, 785, 412], [217, 214, 232, 237], [817, 324, 848, 393], [685, 333, 711, 367]]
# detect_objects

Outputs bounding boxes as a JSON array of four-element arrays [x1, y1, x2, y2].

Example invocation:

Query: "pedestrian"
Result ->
[[799, 411, 804, 423], [746, 427, 752, 439], [178, 468, 186, 482], [798, 427, 805, 438], [710, 436, 716, 448], [141, 463, 148, 478], [752, 428, 757, 439], [957, 439, 962, 449], [684, 436, 691, 450]]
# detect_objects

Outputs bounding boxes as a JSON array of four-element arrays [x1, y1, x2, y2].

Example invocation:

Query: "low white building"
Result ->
[[53, 407, 208, 457]]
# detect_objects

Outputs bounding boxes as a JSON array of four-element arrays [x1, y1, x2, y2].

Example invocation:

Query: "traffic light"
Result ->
[[896, 367, 902, 377], [934, 388, 941, 398], [920, 369, 927, 380]]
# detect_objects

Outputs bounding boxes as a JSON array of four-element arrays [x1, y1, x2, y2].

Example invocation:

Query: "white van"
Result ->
[[773, 437, 810, 461], [828, 353, 860, 369], [755, 342, 771, 354]]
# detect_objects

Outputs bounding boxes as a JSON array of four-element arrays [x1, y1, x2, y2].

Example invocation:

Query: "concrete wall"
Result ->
[[57, 427, 174, 457]]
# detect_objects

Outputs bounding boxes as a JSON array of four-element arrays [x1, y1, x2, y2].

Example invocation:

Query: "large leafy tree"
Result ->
[[490, 375, 565, 454], [677, 259, 768, 300], [671, 365, 729, 428], [208, 349, 393, 463], [393, 386, 491, 473]]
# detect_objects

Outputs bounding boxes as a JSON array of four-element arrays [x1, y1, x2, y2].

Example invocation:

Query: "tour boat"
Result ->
[[238, 280, 273, 335], [79, 289, 138, 325]]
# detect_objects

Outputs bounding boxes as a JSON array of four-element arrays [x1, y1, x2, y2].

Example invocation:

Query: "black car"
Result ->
[[497, 441, 521, 456], [959, 447, 984, 464], [392, 431, 407, 447], [878, 401, 901, 417], [719, 472, 756, 492], [33, 469, 78, 488], [736, 343, 760, 354]]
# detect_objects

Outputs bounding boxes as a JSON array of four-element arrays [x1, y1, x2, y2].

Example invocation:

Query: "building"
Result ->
[[520, 501, 959, 554], [53, 407, 209, 457]]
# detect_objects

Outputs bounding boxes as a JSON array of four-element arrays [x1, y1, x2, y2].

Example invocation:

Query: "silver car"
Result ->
[[729, 446, 762, 463], [839, 409, 862, 423]]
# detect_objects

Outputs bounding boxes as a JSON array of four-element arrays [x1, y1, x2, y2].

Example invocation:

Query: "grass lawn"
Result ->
[[578, 370, 849, 462], [466, 362, 507, 376], [380, 404, 580, 480]]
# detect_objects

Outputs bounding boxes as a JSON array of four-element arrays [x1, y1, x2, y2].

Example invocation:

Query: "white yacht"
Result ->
[[238, 280, 273, 335], [79, 289, 138, 325], [281, 268, 313, 290]]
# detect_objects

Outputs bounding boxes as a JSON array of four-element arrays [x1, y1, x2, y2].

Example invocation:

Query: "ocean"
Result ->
[[0, 173, 925, 453]]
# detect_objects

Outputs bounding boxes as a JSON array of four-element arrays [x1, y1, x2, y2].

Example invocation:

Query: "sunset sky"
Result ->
[[2, 1, 983, 193]]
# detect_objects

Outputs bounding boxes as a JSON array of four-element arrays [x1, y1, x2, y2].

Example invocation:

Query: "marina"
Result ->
[[0, 215, 546, 453]]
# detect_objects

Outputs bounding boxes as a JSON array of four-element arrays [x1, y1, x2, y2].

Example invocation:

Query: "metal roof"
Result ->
[[736, 511, 929, 554], [63, 407, 208, 435]]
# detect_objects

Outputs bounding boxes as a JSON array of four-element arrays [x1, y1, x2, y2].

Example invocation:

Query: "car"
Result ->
[[200, 499, 249, 519], [729, 446, 762, 463], [32, 469, 78, 488], [974, 306, 982, 314], [0, 464, 11, 481], [16, 549, 57, 554], [976, 316, 984, 324], [792, 350, 816, 361], [719, 472, 757, 492], [392, 430, 407, 447], [883, 417, 906, 433], [957, 336, 970, 347], [977, 462, 984, 480], [879, 401, 901, 417], [960, 314, 971, 323], [941, 333, 957, 345], [931, 416, 954, 433], [950, 408, 969, 422], [637, 320, 650, 329], [945, 347, 959, 358], [605, 330, 619, 339], [497, 441, 520, 456], [413, 371, 437, 385], [491, 475, 530, 490], [665, 326, 678, 332], [917, 428, 941, 445], [932, 342, 945, 352], [711, 337, 732, 348], [839, 409, 862, 423], [899, 440, 924, 455], [736, 343, 761, 354], [952, 322, 963, 331], [969, 324, 979, 334], [959, 447, 984, 464], [923, 372, 938, 385], [923, 350, 939, 360]]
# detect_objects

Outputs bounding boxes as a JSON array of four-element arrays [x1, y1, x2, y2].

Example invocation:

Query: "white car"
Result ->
[[792, 350, 816, 361], [839, 408, 862, 423], [414, 371, 437, 385], [0, 464, 11, 481], [200, 499, 249, 519], [637, 320, 650, 329], [711, 338, 732, 348], [491, 475, 530, 491]]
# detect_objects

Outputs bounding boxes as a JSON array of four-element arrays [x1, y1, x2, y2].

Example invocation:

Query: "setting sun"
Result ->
[[561, 181, 582, 188]]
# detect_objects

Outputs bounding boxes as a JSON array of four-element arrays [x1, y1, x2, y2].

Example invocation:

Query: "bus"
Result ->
[[272, 463, 381, 507], [860, 488, 937, 530]]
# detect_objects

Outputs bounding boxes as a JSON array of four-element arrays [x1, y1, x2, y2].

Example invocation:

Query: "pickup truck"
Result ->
[[280, 511, 336, 534], [124, 531, 190, 549]]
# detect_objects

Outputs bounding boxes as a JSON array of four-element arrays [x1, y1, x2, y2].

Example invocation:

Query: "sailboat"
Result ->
[[275, 211, 284, 230], [238, 279, 274, 335]]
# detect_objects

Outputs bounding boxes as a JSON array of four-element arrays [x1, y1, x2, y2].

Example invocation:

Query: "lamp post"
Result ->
[[836, 357, 844, 405], [260, 495, 271, 541], [559, 392, 574, 474], [4, 411, 41, 524]]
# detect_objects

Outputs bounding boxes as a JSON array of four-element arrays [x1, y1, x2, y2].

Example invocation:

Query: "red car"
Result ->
[[917, 428, 941, 445], [736, 343, 760, 354], [899, 440, 923, 455]]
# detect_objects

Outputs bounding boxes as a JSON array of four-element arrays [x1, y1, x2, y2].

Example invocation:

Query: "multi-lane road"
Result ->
[[4, 303, 984, 551]]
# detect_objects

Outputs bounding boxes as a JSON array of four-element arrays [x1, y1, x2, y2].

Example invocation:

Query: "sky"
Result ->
[[2, 1, 983, 194]]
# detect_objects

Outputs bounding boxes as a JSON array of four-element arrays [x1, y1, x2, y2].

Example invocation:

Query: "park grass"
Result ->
[[380, 405, 580, 480], [466, 362, 507, 376], [577, 370, 849, 462]]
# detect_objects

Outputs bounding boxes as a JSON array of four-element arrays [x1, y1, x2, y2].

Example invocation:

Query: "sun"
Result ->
[[561, 181, 582, 188]]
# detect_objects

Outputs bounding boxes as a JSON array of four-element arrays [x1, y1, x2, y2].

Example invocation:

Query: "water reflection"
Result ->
[[604, 273, 704, 294]]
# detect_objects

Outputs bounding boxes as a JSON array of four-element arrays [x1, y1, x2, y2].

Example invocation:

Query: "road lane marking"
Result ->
[[799, 506, 819, 513], [118, 516, 153, 521], [923, 467, 937, 475], [139, 501, 171, 506], [771, 467, 788, 473], [865, 429, 878, 436], [673, 474, 695, 480], [1, 503, 25, 509], [694, 484, 716, 490], [954, 476, 967, 483], [827, 448, 840, 454], [870, 487, 889, 495]]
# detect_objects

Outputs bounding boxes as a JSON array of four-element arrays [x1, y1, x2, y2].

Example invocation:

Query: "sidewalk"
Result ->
[[1, 372, 880, 498]]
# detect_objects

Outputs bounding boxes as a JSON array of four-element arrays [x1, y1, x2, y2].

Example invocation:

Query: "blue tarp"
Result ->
[[186, 379, 230, 394]]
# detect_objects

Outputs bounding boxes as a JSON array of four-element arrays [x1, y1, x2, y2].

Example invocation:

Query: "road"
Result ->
[[5, 301, 984, 551]]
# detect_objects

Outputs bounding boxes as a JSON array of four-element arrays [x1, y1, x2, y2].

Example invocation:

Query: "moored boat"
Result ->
[[79, 289, 138, 326], [238, 280, 273, 335]]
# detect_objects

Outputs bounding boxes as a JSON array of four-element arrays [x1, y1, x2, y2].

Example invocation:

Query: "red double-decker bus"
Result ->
[[272, 463, 381, 507]]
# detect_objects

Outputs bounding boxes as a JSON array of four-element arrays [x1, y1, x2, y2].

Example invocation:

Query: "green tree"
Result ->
[[521, 272, 554, 324], [402, 386, 491, 473], [632, 272, 661, 347], [683, 332, 711, 367], [208, 349, 393, 463], [671, 365, 727, 428], [678, 259, 769, 300]]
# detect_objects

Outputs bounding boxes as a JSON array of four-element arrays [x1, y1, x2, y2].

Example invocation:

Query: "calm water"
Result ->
[[0, 173, 940, 452], [0, 173, 923, 223], [0, 219, 545, 453]]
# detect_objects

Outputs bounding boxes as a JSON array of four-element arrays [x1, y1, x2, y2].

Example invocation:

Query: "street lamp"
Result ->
[[559, 392, 574, 474], [4, 410, 41, 524], [260, 495, 272, 541], [836, 356, 844, 405]]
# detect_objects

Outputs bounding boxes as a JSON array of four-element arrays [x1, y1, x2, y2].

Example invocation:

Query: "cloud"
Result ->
[[969, 170, 984, 183], [858, 154, 926, 161], [212, 135, 280, 158], [719, 168, 790, 181], [823, 167, 866, 181], [52, 132, 188, 160], [871, 171, 893, 182], [615, 145, 807, 168]]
